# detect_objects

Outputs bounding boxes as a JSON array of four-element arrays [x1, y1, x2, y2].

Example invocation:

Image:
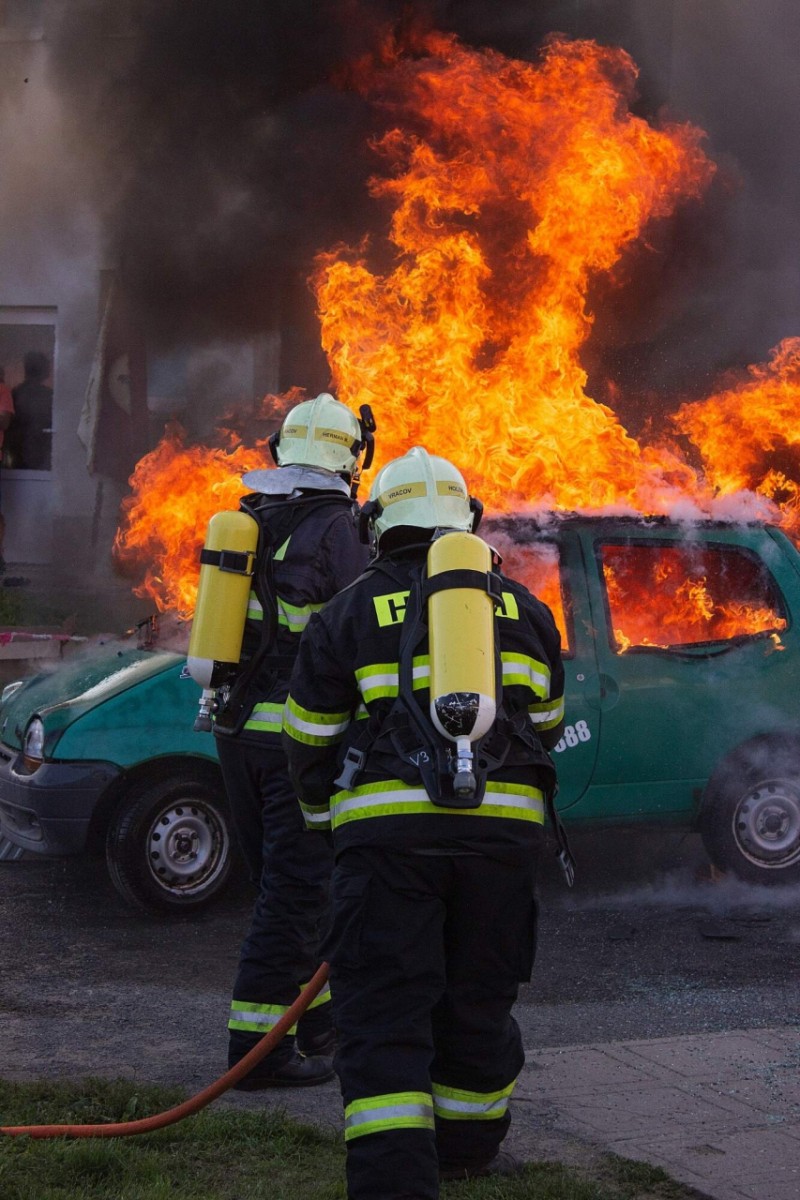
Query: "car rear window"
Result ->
[[599, 540, 788, 652]]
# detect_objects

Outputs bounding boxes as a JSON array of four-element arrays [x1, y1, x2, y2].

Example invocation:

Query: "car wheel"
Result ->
[[699, 738, 800, 885], [106, 769, 234, 915]]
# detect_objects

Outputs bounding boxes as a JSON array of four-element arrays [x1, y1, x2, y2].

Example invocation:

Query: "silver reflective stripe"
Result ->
[[247, 593, 264, 620], [245, 706, 284, 729], [346, 1102, 430, 1129], [343, 1092, 435, 1141], [357, 661, 430, 701], [433, 1094, 508, 1116], [228, 1007, 282, 1028], [334, 788, 430, 819], [283, 706, 351, 739], [300, 805, 332, 828], [432, 1078, 516, 1119], [331, 777, 544, 825], [277, 597, 325, 633], [529, 696, 565, 727], [501, 654, 550, 695]]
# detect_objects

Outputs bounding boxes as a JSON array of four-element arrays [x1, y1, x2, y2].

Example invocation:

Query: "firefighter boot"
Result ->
[[232, 1050, 335, 1090]]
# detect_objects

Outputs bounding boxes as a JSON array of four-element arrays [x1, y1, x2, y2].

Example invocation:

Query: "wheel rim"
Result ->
[[145, 796, 230, 898], [732, 778, 800, 870]]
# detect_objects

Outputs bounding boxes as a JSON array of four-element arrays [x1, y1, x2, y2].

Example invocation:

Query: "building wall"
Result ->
[[0, 10, 103, 569], [0, 6, 281, 577]]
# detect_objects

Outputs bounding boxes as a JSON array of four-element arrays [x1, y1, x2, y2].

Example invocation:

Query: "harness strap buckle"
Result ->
[[334, 747, 367, 791]]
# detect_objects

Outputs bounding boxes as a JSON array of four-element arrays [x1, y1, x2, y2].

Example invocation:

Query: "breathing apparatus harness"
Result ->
[[212, 489, 358, 737], [334, 549, 575, 884]]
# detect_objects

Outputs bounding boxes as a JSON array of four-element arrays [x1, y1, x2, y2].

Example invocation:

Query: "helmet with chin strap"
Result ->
[[269, 393, 375, 479], [361, 447, 483, 547]]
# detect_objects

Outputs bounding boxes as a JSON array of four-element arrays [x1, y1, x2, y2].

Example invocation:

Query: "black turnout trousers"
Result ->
[[325, 841, 541, 1200], [217, 736, 333, 1065]]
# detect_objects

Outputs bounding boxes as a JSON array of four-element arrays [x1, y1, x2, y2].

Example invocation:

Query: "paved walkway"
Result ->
[[511, 1025, 800, 1200]]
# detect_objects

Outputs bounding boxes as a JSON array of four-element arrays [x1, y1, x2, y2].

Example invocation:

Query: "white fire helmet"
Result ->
[[269, 393, 367, 478], [366, 447, 482, 547]]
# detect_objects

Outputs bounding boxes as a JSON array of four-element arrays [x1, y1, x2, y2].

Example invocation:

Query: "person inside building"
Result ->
[[215, 392, 376, 1089], [8, 350, 52, 471], [0, 365, 15, 574], [282, 446, 567, 1198]]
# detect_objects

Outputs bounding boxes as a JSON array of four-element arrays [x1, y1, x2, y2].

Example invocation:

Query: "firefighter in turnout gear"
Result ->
[[214, 392, 375, 1088], [283, 447, 566, 1196]]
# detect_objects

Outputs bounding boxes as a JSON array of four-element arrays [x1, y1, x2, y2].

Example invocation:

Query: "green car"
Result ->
[[1, 514, 799, 914]]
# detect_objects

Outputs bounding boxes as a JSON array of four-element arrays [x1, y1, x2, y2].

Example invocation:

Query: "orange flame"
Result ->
[[314, 35, 714, 511], [113, 424, 263, 616], [114, 33, 800, 638], [674, 337, 800, 541]]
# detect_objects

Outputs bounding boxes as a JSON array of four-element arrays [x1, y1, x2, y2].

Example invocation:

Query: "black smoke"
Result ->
[[47, 1, 800, 407]]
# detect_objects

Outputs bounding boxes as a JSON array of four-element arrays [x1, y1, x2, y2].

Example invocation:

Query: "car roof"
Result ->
[[484, 512, 777, 537]]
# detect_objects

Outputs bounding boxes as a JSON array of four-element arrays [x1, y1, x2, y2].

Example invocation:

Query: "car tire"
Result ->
[[699, 737, 800, 885], [106, 768, 235, 915]]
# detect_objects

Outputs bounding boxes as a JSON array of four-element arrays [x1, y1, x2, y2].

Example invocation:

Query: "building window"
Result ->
[[0, 314, 54, 471]]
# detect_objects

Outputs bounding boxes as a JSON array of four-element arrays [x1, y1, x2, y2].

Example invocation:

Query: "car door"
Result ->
[[566, 521, 793, 821], [492, 521, 600, 809]]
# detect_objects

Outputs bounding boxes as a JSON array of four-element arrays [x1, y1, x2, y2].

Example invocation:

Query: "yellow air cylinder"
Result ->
[[427, 531, 497, 796], [187, 509, 259, 692]]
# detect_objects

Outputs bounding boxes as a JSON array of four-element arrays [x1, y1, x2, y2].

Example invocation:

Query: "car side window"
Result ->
[[599, 540, 788, 653]]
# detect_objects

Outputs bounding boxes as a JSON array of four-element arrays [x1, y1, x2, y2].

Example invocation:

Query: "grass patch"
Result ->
[[0, 1078, 701, 1200]]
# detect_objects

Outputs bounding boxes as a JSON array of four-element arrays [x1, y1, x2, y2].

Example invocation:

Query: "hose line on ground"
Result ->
[[1, 961, 330, 1140]]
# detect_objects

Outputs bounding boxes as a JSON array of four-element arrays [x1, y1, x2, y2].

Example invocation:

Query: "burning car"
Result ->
[[1, 512, 799, 917]]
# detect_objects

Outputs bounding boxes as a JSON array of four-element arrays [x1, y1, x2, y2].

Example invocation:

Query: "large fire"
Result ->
[[115, 32, 800, 646]]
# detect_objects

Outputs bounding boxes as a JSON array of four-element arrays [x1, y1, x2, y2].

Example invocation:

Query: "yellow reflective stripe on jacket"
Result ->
[[432, 1078, 517, 1121], [299, 798, 332, 832], [528, 694, 565, 731], [501, 651, 550, 697], [355, 656, 430, 704], [344, 1091, 435, 1142], [330, 780, 545, 829], [283, 696, 351, 746], [278, 596, 326, 633], [245, 593, 326, 631], [228, 1000, 297, 1036], [247, 589, 263, 621], [301, 979, 332, 1009], [243, 702, 284, 734]]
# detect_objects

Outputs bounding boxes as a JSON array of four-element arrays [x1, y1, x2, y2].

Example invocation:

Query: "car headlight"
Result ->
[[22, 717, 45, 773], [1, 680, 23, 705]]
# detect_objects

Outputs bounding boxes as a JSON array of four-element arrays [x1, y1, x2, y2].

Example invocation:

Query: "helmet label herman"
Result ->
[[315, 427, 353, 447]]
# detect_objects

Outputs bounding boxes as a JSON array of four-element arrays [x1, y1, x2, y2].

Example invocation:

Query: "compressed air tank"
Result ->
[[427, 531, 497, 794], [187, 510, 259, 691]]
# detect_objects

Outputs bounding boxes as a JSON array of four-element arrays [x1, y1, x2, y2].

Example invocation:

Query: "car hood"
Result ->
[[0, 646, 184, 750]]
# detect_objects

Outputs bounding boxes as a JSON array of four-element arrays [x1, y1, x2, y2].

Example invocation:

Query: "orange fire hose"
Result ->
[[1, 961, 330, 1139]]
